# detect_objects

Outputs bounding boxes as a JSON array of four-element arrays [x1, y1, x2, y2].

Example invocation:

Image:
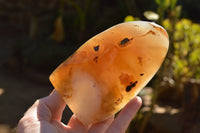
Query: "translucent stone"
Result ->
[[49, 21, 169, 126]]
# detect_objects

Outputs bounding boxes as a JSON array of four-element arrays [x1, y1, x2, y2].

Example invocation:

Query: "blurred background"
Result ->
[[0, 0, 200, 133]]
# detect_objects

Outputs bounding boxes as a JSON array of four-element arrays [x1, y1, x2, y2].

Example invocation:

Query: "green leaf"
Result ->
[[195, 68, 200, 78], [155, 0, 161, 5], [192, 23, 200, 34], [189, 50, 200, 64], [172, 18, 200, 80], [124, 15, 135, 22], [174, 5, 182, 18], [164, 0, 171, 8], [162, 19, 172, 31], [170, 0, 177, 9], [155, 0, 170, 9]]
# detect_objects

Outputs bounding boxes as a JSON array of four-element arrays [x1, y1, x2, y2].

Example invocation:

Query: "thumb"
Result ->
[[38, 89, 66, 121]]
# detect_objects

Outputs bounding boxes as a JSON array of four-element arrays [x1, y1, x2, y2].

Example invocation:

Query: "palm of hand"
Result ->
[[17, 91, 141, 133]]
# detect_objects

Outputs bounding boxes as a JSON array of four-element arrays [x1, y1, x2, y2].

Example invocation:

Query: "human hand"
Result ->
[[17, 90, 142, 133]]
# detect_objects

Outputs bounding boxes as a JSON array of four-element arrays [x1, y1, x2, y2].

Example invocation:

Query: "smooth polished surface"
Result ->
[[49, 21, 169, 126]]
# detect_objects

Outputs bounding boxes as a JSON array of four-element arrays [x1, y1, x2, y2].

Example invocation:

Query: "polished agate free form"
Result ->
[[49, 21, 169, 126]]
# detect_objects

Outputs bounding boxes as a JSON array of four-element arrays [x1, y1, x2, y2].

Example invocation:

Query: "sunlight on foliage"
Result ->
[[155, 0, 171, 9], [124, 15, 135, 22], [162, 19, 173, 31], [163, 18, 200, 81], [144, 11, 159, 21], [125, 1, 200, 133]]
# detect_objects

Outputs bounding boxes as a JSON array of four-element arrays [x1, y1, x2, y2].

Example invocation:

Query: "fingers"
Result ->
[[88, 115, 114, 133], [21, 90, 66, 122], [67, 97, 141, 133], [39, 90, 66, 121], [106, 96, 142, 133], [67, 115, 88, 133]]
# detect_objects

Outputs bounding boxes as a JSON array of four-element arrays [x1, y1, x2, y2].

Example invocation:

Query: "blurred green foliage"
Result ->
[[141, 0, 200, 86], [63, 0, 91, 31], [1, 0, 200, 132], [124, 15, 135, 22], [163, 18, 200, 81], [125, 0, 200, 132]]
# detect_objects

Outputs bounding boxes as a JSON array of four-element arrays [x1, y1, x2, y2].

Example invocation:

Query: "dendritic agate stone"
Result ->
[[49, 21, 169, 126]]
